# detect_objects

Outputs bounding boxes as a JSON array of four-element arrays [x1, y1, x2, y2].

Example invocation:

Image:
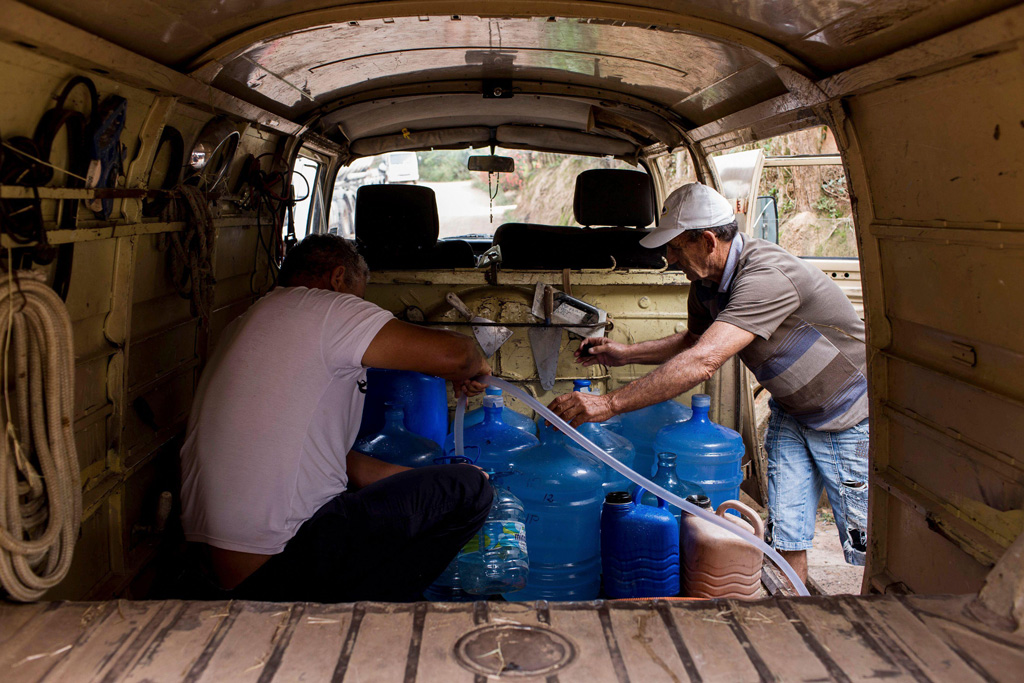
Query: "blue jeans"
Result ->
[[765, 400, 869, 565]]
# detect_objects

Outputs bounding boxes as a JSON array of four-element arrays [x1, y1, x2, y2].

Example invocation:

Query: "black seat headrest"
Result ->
[[355, 184, 439, 253], [573, 169, 654, 228]]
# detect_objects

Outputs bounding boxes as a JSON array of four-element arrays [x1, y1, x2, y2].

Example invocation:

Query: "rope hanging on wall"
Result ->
[[169, 185, 217, 328], [0, 268, 80, 602]]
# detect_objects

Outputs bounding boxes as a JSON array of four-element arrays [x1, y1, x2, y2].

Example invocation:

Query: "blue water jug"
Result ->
[[617, 399, 692, 477], [353, 403, 442, 468], [653, 394, 744, 510], [459, 387, 537, 436], [566, 380, 637, 497], [358, 369, 448, 446], [443, 399, 539, 473], [601, 489, 680, 598], [639, 452, 706, 524], [459, 474, 529, 595], [505, 422, 604, 601]]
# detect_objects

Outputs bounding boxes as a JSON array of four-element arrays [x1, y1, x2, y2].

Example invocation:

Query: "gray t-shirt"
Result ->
[[688, 235, 868, 432]]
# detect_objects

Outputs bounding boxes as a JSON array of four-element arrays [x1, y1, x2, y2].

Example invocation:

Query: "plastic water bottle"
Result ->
[[353, 403, 442, 468], [639, 452, 706, 524], [459, 474, 529, 595], [459, 387, 536, 436], [566, 380, 636, 497], [505, 420, 603, 601], [653, 394, 744, 509], [601, 489, 680, 598], [423, 554, 474, 602]]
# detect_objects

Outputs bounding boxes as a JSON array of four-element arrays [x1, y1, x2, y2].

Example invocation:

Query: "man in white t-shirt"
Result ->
[[179, 234, 493, 602]]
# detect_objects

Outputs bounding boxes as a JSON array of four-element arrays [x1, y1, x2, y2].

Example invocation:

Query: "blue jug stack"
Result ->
[[353, 403, 442, 468], [653, 394, 744, 509], [639, 452, 706, 523], [357, 369, 448, 447], [505, 419, 604, 601], [616, 399, 692, 477], [565, 380, 637, 498], [442, 388, 539, 473]]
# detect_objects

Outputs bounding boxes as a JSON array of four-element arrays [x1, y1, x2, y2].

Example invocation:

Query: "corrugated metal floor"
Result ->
[[1, 594, 1021, 682]]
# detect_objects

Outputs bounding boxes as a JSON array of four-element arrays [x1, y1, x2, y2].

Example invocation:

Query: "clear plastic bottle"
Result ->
[[353, 403, 442, 468], [423, 554, 474, 602], [566, 380, 637, 497], [459, 474, 529, 595], [639, 452, 706, 523]]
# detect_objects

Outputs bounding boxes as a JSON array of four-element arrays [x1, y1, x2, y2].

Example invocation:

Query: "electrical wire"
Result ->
[[0, 265, 80, 601]]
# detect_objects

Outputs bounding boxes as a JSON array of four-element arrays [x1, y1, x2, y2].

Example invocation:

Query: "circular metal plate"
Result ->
[[454, 623, 577, 677]]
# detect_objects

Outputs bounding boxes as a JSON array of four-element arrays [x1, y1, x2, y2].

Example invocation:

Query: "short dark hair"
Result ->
[[681, 220, 739, 243], [278, 233, 369, 287]]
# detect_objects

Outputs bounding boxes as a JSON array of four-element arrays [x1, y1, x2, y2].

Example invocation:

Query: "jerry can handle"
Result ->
[[632, 485, 668, 509], [716, 500, 765, 540]]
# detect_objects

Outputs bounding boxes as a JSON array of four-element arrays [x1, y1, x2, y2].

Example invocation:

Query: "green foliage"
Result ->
[[417, 150, 472, 182]]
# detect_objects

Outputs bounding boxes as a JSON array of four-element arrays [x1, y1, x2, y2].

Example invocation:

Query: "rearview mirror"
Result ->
[[468, 155, 515, 173]]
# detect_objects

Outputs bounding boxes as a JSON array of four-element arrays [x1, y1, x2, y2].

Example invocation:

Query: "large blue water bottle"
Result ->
[[505, 422, 604, 601], [653, 394, 744, 509], [459, 474, 529, 595], [459, 387, 537, 436], [442, 394, 539, 473], [601, 489, 680, 598], [639, 452, 706, 524], [617, 399, 692, 477], [567, 380, 637, 497], [353, 403, 442, 468], [358, 369, 448, 446]]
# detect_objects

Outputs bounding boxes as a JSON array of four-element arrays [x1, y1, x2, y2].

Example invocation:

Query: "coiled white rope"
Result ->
[[0, 267, 80, 601]]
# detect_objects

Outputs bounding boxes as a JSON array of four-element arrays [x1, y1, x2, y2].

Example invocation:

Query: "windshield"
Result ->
[[329, 148, 642, 240]]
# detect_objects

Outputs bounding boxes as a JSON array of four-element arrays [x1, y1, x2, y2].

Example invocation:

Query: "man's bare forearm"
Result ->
[[624, 331, 699, 365], [608, 347, 714, 414]]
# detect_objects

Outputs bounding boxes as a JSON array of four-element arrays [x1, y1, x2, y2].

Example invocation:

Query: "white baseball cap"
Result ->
[[639, 183, 736, 248]]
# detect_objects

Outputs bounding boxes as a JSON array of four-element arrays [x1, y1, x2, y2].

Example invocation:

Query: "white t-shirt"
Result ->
[[179, 287, 395, 554]]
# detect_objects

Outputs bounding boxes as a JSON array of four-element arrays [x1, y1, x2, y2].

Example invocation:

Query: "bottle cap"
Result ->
[[656, 451, 677, 462], [692, 394, 711, 408], [605, 491, 632, 505], [483, 393, 504, 408], [686, 494, 711, 509], [485, 386, 501, 396], [573, 379, 592, 392]]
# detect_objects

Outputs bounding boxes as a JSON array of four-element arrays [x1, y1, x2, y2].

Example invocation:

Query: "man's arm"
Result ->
[[575, 331, 701, 367], [551, 321, 755, 426], [362, 319, 491, 394], [347, 450, 411, 489]]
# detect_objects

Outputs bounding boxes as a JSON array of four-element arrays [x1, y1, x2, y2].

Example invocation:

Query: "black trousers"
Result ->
[[232, 464, 492, 603]]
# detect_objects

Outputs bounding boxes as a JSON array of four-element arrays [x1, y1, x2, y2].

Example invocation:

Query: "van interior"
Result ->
[[0, 1, 1022, 680]]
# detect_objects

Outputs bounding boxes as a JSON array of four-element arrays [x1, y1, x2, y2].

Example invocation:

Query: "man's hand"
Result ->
[[453, 364, 491, 398], [575, 337, 632, 367], [548, 390, 615, 428]]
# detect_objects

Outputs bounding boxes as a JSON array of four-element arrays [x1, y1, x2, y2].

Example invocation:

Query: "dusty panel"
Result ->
[[882, 494, 991, 595], [43, 496, 114, 600], [344, 603, 415, 681], [73, 354, 112, 420], [271, 603, 354, 681], [126, 319, 198, 393], [123, 369, 194, 462], [849, 50, 1024, 224]]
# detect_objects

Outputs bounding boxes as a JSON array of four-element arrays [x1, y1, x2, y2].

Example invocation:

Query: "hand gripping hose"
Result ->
[[0, 269, 81, 601], [456, 376, 809, 597]]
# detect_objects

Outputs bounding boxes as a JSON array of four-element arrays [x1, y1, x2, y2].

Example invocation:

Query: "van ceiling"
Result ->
[[19, 0, 1018, 152]]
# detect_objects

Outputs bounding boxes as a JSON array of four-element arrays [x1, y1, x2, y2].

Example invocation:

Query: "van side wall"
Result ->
[[840, 34, 1024, 594], [0, 39, 280, 598]]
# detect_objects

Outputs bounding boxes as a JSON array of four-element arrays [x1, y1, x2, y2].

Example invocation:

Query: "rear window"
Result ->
[[329, 148, 642, 240]]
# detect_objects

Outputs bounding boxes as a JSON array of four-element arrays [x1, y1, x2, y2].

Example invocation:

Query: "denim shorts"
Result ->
[[764, 400, 869, 565]]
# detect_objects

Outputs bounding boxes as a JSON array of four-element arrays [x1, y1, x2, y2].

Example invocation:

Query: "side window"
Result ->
[[655, 150, 698, 196], [288, 155, 322, 242]]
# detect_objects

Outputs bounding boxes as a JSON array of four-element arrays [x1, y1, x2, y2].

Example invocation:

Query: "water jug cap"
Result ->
[[605, 491, 632, 505], [686, 494, 711, 509], [573, 379, 592, 392], [692, 394, 711, 408], [485, 387, 501, 396], [482, 394, 504, 409], [656, 451, 677, 462]]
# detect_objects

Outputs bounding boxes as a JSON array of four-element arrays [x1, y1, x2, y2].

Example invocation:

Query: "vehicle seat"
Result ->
[[493, 169, 665, 269], [355, 184, 475, 269]]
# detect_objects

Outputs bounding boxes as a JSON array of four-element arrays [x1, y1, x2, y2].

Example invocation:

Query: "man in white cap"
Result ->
[[549, 182, 869, 584]]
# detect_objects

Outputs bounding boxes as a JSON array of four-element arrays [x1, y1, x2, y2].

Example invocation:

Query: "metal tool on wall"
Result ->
[[445, 292, 513, 357], [529, 284, 562, 390]]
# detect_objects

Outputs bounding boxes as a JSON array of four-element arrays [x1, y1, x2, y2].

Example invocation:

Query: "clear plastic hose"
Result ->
[[453, 394, 467, 458], [477, 376, 810, 597]]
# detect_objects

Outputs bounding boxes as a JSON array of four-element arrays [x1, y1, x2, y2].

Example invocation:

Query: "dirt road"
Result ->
[[421, 180, 516, 238]]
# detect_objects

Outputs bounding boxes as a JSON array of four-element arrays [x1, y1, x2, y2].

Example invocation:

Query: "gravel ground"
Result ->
[[807, 511, 865, 595]]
